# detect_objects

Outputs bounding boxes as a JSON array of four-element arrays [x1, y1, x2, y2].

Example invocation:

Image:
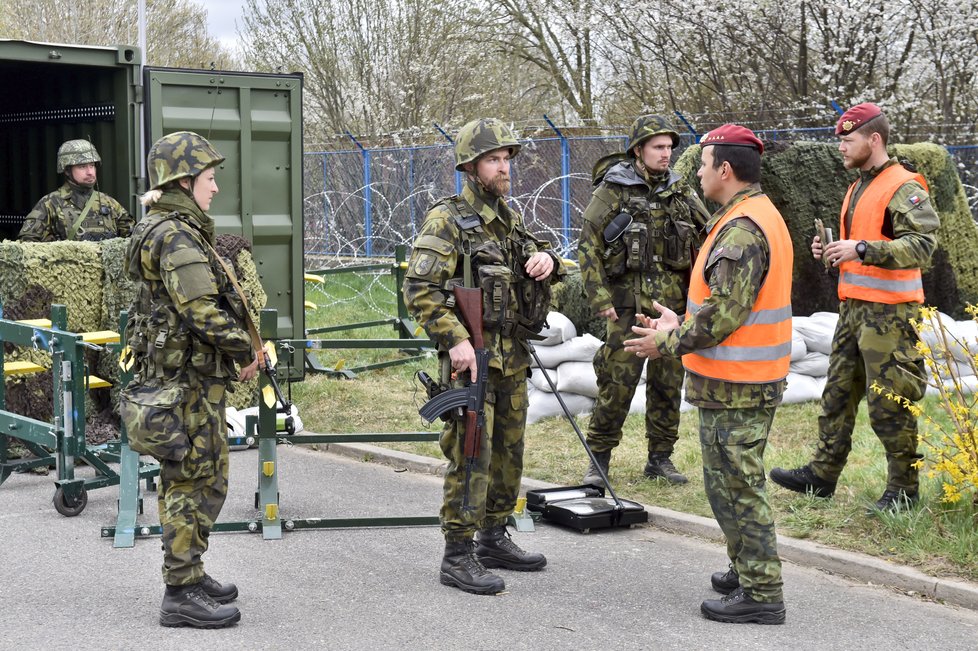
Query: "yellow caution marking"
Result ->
[[4, 361, 46, 376], [118, 345, 134, 372], [262, 461, 275, 477], [16, 318, 52, 327], [81, 330, 121, 345], [304, 273, 325, 284], [86, 375, 112, 389], [262, 385, 276, 408], [414, 326, 424, 337], [334, 359, 346, 371], [304, 300, 318, 310], [265, 503, 278, 520]]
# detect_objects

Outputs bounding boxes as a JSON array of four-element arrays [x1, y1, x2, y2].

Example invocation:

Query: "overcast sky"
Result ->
[[203, 0, 247, 51]]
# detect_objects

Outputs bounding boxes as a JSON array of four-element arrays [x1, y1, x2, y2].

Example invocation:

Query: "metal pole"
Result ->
[[830, 100, 845, 116], [433, 122, 461, 195], [543, 114, 571, 250], [320, 152, 329, 257], [346, 131, 372, 257], [674, 110, 699, 142]]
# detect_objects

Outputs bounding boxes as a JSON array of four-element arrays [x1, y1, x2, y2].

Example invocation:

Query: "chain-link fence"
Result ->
[[303, 128, 978, 266]]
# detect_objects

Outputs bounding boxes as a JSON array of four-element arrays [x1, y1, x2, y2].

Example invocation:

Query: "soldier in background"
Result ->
[[403, 118, 562, 595], [578, 115, 709, 486], [770, 103, 939, 513], [123, 131, 259, 628], [625, 125, 792, 624], [19, 139, 133, 242]]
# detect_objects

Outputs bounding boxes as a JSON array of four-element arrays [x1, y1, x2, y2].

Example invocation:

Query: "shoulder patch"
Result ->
[[414, 233, 455, 256]]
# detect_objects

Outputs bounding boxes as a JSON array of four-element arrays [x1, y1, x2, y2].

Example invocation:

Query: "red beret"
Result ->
[[835, 103, 883, 135], [699, 124, 763, 155]]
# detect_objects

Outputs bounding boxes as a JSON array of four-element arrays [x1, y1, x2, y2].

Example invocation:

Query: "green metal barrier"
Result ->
[[0, 305, 159, 517], [303, 245, 434, 378], [101, 308, 439, 545]]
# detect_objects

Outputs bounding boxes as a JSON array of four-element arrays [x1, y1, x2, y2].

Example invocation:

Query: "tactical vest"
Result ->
[[124, 211, 241, 383], [434, 195, 551, 340], [683, 194, 793, 383], [837, 165, 927, 304], [604, 183, 696, 278]]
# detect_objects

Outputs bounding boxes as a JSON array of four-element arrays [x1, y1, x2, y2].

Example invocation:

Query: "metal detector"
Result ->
[[525, 346, 648, 532]]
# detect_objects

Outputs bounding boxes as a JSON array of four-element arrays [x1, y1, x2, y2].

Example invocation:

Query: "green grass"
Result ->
[[295, 272, 978, 582]]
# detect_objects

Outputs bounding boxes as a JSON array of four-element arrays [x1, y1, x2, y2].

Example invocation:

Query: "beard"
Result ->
[[482, 174, 511, 197], [843, 146, 871, 170]]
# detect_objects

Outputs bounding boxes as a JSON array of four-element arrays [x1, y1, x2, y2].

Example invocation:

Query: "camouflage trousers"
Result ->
[[700, 406, 783, 603], [440, 368, 527, 541], [586, 310, 684, 454], [158, 381, 229, 586], [811, 300, 925, 492]]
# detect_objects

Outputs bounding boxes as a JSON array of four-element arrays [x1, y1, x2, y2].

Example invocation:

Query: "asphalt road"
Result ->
[[1, 445, 977, 650]]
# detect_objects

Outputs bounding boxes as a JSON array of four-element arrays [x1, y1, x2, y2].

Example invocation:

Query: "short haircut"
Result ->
[[858, 113, 890, 146], [710, 145, 762, 183]]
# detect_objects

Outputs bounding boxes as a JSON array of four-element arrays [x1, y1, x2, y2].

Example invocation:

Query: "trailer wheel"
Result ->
[[53, 486, 88, 517]]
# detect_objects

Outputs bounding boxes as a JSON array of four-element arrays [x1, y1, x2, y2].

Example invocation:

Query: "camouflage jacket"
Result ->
[[655, 185, 786, 409], [402, 178, 562, 377], [19, 181, 133, 242], [578, 162, 709, 315], [844, 157, 939, 270], [124, 190, 253, 387]]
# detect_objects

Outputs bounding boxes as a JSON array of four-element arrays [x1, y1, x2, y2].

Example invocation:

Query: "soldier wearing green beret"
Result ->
[[578, 115, 709, 487], [122, 131, 260, 628], [19, 139, 133, 242], [403, 118, 562, 595]]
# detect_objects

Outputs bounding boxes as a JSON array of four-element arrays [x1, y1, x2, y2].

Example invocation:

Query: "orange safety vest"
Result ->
[[837, 165, 927, 304], [683, 194, 794, 383]]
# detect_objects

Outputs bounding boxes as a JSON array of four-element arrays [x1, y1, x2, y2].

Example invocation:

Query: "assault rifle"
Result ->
[[418, 286, 489, 511]]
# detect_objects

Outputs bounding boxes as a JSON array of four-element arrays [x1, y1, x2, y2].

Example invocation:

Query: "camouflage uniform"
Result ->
[[123, 133, 253, 588], [810, 158, 938, 492], [579, 156, 708, 458], [654, 185, 786, 603], [404, 176, 560, 540], [20, 140, 133, 242]]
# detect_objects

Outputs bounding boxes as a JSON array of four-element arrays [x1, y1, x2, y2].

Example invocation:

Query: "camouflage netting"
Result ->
[[552, 269, 606, 339], [0, 235, 267, 441], [674, 141, 978, 317]]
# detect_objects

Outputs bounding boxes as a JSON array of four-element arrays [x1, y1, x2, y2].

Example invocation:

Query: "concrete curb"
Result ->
[[316, 439, 978, 612]]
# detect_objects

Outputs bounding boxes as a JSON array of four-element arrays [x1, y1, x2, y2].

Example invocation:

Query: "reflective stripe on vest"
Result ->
[[683, 194, 793, 383], [838, 165, 926, 304]]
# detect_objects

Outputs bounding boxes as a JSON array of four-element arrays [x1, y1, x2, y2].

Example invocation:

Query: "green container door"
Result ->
[[143, 68, 304, 376]]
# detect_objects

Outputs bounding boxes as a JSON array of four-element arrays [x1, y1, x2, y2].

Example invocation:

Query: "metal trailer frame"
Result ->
[[0, 305, 159, 517], [101, 308, 440, 547]]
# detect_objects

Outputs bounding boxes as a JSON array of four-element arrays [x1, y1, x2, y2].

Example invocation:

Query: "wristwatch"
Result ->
[[855, 240, 868, 261]]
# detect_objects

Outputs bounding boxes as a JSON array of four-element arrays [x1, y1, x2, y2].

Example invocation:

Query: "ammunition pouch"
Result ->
[[663, 218, 695, 271], [477, 263, 515, 331], [624, 222, 650, 271], [119, 379, 189, 462]]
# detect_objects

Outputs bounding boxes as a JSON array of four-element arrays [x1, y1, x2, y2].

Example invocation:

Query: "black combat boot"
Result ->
[[644, 452, 688, 484], [769, 464, 836, 498], [200, 573, 238, 604], [867, 488, 919, 515], [582, 449, 612, 486], [700, 588, 786, 625], [440, 540, 505, 595], [476, 525, 547, 571], [159, 583, 241, 628], [710, 565, 740, 594]]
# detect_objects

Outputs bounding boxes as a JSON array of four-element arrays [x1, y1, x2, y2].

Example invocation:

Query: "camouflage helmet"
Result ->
[[147, 131, 225, 190], [626, 115, 680, 156], [454, 118, 521, 171], [57, 139, 101, 174]]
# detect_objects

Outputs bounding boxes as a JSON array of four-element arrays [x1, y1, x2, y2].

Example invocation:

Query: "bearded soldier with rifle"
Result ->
[[403, 118, 562, 595]]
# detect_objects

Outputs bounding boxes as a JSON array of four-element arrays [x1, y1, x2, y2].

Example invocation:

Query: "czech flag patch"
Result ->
[[909, 195, 921, 206]]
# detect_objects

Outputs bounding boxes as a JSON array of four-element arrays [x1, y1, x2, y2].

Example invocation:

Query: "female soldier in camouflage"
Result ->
[[123, 131, 259, 628]]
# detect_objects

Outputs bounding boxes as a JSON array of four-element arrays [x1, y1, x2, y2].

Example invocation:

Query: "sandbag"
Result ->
[[782, 372, 824, 405], [536, 311, 577, 346], [529, 367, 557, 393], [526, 391, 595, 424], [556, 361, 598, 398], [790, 330, 807, 362], [530, 334, 603, 368], [793, 313, 837, 355], [790, 351, 830, 378]]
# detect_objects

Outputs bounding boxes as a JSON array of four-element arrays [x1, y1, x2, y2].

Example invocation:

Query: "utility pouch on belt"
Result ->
[[624, 222, 648, 272], [119, 380, 189, 462], [515, 267, 552, 334], [663, 218, 695, 271], [477, 263, 515, 330]]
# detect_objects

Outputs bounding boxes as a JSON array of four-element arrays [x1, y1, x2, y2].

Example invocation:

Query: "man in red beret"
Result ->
[[770, 103, 940, 513], [625, 124, 792, 624]]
